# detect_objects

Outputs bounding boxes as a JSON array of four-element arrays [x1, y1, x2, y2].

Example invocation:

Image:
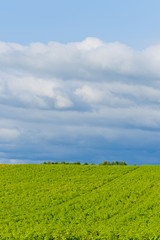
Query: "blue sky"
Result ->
[[1, 0, 160, 165], [1, 0, 160, 48]]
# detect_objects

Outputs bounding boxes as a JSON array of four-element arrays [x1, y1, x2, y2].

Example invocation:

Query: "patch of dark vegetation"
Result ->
[[43, 160, 127, 165]]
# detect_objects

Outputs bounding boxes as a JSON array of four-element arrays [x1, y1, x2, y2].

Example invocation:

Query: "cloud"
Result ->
[[1, 37, 160, 81], [0, 128, 20, 142], [1, 38, 160, 164]]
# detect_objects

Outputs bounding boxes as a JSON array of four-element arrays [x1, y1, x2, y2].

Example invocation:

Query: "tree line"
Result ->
[[43, 160, 127, 165]]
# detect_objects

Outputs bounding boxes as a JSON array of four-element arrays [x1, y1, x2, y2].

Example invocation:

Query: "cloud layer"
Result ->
[[1, 38, 160, 164]]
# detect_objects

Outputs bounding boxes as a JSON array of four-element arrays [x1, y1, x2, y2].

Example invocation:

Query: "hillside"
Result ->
[[1, 164, 160, 239]]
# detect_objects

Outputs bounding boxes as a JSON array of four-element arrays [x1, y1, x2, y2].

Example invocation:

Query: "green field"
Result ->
[[1, 164, 160, 239]]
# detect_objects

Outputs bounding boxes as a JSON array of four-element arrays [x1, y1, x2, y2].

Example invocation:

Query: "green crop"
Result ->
[[1, 164, 160, 239]]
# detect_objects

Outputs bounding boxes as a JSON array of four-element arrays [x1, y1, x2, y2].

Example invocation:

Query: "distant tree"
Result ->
[[115, 161, 120, 165], [44, 159, 127, 166], [73, 161, 81, 165], [121, 161, 127, 165], [102, 161, 108, 165]]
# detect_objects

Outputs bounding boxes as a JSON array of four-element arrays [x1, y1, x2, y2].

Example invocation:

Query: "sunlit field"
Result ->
[[1, 164, 160, 239]]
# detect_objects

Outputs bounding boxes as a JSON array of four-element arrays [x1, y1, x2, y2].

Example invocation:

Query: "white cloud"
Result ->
[[1, 37, 160, 81]]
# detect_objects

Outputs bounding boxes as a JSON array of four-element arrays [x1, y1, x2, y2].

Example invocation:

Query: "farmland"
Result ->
[[1, 164, 160, 239]]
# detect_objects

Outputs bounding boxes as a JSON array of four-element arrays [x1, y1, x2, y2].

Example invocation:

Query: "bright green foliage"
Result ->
[[1, 164, 160, 239]]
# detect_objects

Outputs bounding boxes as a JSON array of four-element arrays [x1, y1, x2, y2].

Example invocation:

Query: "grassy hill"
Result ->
[[1, 164, 160, 239]]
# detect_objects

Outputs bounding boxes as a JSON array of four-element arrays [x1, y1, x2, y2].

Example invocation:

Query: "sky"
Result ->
[[1, 0, 160, 165]]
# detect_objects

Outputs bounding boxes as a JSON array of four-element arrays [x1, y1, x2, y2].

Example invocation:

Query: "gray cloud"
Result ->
[[1, 38, 160, 164], [0, 128, 20, 142]]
